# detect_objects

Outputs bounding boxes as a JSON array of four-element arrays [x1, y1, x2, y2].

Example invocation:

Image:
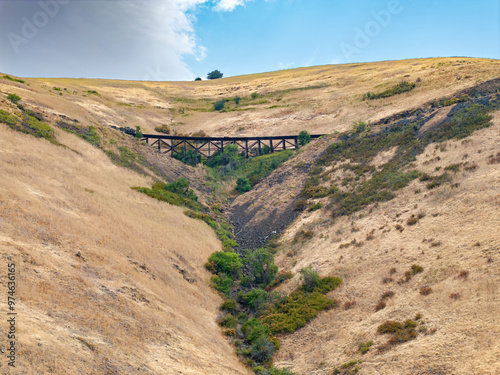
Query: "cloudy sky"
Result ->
[[0, 0, 498, 81]]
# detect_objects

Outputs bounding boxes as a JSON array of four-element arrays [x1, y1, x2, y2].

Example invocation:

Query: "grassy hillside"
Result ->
[[0, 57, 499, 374], [0, 118, 249, 373]]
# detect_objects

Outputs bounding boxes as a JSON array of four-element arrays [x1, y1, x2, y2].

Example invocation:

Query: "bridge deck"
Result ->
[[141, 133, 325, 158]]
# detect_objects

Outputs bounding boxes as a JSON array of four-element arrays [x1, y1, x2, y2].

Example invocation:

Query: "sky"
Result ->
[[0, 0, 499, 81]]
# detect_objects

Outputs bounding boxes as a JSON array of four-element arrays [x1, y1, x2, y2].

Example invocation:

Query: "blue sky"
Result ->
[[0, 0, 499, 80]]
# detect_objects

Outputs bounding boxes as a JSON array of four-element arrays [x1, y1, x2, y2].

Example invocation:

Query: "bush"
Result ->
[[251, 92, 259, 99], [194, 77, 202, 81], [173, 149, 202, 166], [365, 81, 416, 100], [210, 274, 234, 296], [299, 266, 320, 292], [242, 248, 278, 287], [359, 340, 373, 354], [3, 75, 25, 84], [218, 314, 238, 328], [236, 177, 252, 193], [293, 199, 308, 212], [207, 70, 223, 80], [234, 96, 241, 105], [207, 252, 242, 278], [154, 124, 171, 134], [164, 177, 198, 201], [377, 319, 418, 348], [298, 130, 311, 146], [221, 299, 238, 312], [0, 109, 18, 126], [250, 335, 277, 363], [238, 289, 269, 311], [411, 264, 424, 275], [7, 93, 21, 104], [260, 291, 335, 334], [135, 126, 143, 139], [214, 99, 226, 111]]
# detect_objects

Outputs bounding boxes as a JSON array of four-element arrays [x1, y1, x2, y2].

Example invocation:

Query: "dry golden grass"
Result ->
[[3, 57, 500, 139], [0, 126, 250, 374], [272, 113, 500, 374], [1, 57, 500, 374]]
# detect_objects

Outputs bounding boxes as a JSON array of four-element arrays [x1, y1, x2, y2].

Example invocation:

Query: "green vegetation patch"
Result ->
[[260, 290, 336, 334], [2, 75, 25, 84], [307, 96, 499, 217], [57, 121, 100, 148], [2, 109, 58, 145], [133, 179, 205, 212], [364, 81, 416, 100], [0, 109, 19, 126]]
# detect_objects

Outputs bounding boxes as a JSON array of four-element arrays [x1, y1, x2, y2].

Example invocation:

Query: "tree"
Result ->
[[207, 70, 223, 80], [298, 130, 311, 146], [194, 77, 202, 81], [135, 126, 143, 139]]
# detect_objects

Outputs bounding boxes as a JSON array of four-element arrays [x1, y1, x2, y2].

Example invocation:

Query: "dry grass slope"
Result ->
[[0, 126, 250, 374], [272, 113, 500, 375]]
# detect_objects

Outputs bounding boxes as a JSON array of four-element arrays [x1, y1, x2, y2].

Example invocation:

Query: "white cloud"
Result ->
[[0, 0, 250, 80], [214, 0, 253, 12]]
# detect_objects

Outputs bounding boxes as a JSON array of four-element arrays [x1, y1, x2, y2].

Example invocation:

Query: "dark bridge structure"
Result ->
[[141, 133, 325, 158]]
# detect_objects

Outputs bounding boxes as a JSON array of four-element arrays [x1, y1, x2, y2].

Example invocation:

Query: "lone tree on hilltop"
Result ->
[[207, 70, 223, 80]]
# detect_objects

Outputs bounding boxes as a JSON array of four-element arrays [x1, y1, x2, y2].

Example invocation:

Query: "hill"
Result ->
[[0, 57, 499, 374]]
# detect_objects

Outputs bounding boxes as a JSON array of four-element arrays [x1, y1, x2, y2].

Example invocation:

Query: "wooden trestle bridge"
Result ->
[[141, 134, 325, 158]]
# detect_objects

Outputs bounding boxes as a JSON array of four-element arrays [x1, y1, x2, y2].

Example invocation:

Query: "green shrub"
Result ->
[[0, 109, 18, 126], [260, 291, 335, 334], [238, 289, 269, 311], [236, 177, 252, 193], [312, 276, 342, 294], [164, 177, 198, 201], [207, 252, 242, 278], [7, 93, 21, 104], [210, 274, 234, 296], [214, 99, 226, 111], [298, 130, 311, 146], [194, 77, 202, 81], [250, 335, 277, 363], [251, 92, 259, 99], [173, 149, 202, 166], [134, 126, 143, 139], [242, 318, 269, 344], [154, 124, 171, 134], [234, 96, 241, 105], [299, 266, 320, 292], [242, 248, 278, 287], [85, 90, 99, 95], [365, 81, 416, 100], [133, 179, 205, 212], [308, 202, 323, 211], [411, 264, 424, 275], [359, 340, 373, 354], [218, 314, 238, 328], [221, 299, 238, 312], [2, 75, 25, 84]]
